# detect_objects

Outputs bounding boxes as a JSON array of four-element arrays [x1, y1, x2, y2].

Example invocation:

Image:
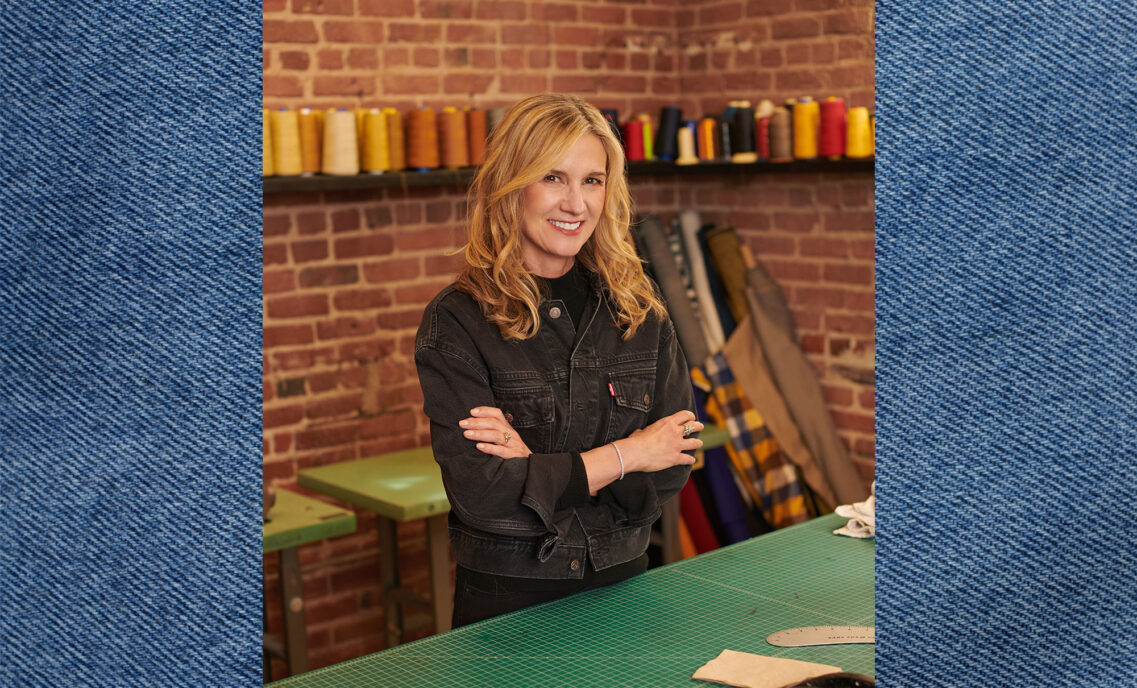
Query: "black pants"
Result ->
[[452, 554, 648, 628]]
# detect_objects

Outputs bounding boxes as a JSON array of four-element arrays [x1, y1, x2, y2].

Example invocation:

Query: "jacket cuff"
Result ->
[[555, 452, 591, 510]]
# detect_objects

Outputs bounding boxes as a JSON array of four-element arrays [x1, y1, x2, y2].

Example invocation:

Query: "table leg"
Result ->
[[660, 498, 681, 565], [278, 547, 308, 676], [425, 514, 453, 632], [377, 515, 403, 648]]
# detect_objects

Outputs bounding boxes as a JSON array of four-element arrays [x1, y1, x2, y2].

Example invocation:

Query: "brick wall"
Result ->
[[263, 0, 874, 674]]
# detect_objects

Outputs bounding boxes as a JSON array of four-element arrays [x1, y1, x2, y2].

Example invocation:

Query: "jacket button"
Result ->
[[643, 393, 651, 405], [549, 306, 562, 319], [569, 559, 580, 571], [504, 412, 514, 423]]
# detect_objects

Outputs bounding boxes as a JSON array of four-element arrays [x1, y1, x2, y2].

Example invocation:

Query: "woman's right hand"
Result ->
[[617, 410, 703, 474]]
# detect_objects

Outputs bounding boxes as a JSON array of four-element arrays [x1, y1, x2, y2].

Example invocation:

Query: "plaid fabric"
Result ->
[[693, 354, 808, 529]]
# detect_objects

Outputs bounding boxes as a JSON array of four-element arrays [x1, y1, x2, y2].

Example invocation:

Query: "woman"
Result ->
[[414, 93, 702, 627]]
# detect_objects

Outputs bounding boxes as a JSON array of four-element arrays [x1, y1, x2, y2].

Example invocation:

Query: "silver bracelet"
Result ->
[[611, 441, 625, 480]]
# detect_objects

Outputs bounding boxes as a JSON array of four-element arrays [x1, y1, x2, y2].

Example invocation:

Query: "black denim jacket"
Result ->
[[414, 274, 693, 580]]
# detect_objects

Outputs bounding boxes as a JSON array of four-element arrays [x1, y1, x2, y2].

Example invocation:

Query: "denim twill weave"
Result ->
[[877, 1, 1137, 686], [1, 4, 259, 687]]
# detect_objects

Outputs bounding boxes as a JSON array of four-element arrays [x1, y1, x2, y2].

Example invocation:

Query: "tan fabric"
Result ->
[[722, 316, 836, 510], [705, 225, 751, 325], [692, 649, 841, 688]]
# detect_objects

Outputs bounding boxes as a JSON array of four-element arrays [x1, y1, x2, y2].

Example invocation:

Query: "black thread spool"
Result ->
[[655, 106, 682, 162], [600, 109, 623, 145], [731, 105, 757, 163], [717, 116, 732, 161]]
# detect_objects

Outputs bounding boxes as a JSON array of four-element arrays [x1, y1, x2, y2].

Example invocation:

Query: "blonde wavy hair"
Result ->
[[456, 93, 666, 341]]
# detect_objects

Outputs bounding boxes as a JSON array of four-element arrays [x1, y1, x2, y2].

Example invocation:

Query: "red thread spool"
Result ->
[[756, 116, 770, 160], [818, 96, 847, 159], [621, 119, 645, 161]]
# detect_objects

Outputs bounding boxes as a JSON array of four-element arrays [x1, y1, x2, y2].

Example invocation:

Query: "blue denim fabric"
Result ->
[[877, 2, 1137, 685], [1, 4, 259, 687]]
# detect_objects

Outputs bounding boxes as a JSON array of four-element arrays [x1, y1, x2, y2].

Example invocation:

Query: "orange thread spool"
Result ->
[[438, 106, 469, 169], [407, 107, 440, 171], [298, 107, 320, 175], [697, 117, 717, 160], [383, 108, 405, 171], [466, 107, 487, 166]]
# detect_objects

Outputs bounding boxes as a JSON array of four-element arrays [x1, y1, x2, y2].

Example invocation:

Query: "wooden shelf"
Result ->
[[262, 158, 873, 195]]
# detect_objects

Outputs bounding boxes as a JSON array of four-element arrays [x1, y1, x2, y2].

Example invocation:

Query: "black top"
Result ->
[[540, 262, 590, 331]]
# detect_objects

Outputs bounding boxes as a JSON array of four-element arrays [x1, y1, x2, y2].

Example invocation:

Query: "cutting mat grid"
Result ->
[[270, 514, 873, 687]]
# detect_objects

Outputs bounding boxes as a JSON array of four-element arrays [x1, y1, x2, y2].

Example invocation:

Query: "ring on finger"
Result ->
[[682, 424, 693, 436], [503, 431, 512, 445]]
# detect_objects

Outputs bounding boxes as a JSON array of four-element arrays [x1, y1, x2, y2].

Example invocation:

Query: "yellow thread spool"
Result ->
[[846, 107, 873, 159], [322, 108, 360, 176], [407, 107, 440, 171], [271, 109, 303, 176], [676, 126, 698, 165], [262, 108, 275, 177], [298, 108, 320, 176], [793, 97, 819, 160], [697, 117, 717, 161], [354, 108, 368, 164], [363, 108, 390, 174], [439, 106, 469, 169], [383, 108, 405, 171], [636, 112, 654, 160]]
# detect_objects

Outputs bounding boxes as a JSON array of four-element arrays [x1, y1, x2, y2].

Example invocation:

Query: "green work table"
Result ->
[[263, 489, 357, 679], [298, 447, 452, 648], [267, 513, 874, 687]]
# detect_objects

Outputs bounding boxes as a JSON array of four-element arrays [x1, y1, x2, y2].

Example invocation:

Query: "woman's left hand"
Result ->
[[459, 406, 531, 459]]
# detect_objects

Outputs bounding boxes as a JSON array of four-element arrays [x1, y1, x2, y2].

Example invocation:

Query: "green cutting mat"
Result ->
[[268, 513, 873, 687]]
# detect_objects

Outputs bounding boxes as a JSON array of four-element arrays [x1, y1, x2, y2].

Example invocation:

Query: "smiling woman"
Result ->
[[414, 93, 703, 627]]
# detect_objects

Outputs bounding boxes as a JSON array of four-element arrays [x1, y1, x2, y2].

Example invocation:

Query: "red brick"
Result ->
[[264, 20, 319, 43], [472, 48, 497, 69], [444, 47, 470, 67], [697, 4, 741, 24], [264, 269, 296, 295], [799, 237, 847, 258], [424, 252, 465, 277], [359, 0, 414, 16], [359, 410, 417, 439], [554, 75, 598, 94], [800, 333, 825, 354], [264, 75, 303, 98], [831, 410, 873, 433], [330, 209, 360, 233], [394, 281, 450, 305], [594, 6, 627, 24], [556, 50, 578, 69], [858, 387, 874, 410], [382, 47, 409, 68], [849, 240, 874, 261], [825, 313, 874, 335], [829, 65, 874, 88], [500, 73, 549, 92], [377, 308, 427, 330], [443, 73, 494, 94], [838, 38, 871, 60], [292, 240, 328, 264], [307, 393, 364, 420], [477, 0, 527, 20], [307, 371, 340, 394], [772, 212, 820, 233], [822, 384, 854, 406], [501, 48, 525, 69], [823, 210, 874, 232], [829, 337, 851, 356], [279, 50, 310, 70], [296, 212, 327, 235], [446, 23, 497, 43], [295, 424, 360, 451], [414, 47, 441, 68], [272, 432, 293, 454], [323, 20, 385, 43], [793, 287, 846, 308], [601, 75, 647, 93], [853, 437, 874, 457], [318, 49, 344, 70], [363, 257, 422, 283], [824, 263, 872, 285], [347, 48, 379, 70], [334, 235, 395, 260], [420, 0, 474, 19], [267, 294, 329, 319], [746, 0, 793, 15], [388, 22, 442, 43], [766, 260, 821, 282], [775, 69, 824, 91], [751, 235, 794, 256], [292, 0, 353, 13], [729, 211, 772, 232], [533, 2, 578, 21], [773, 18, 820, 39], [502, 23, 549, 45], [383, 74, 440, 95], [317, 316, 379, 341], [265, 324, 315, 349], [265, 404, 305, 429], [394, 226, 454, 252], [300, 265, 360, 288], [334, 288, 393, 311], [338, 340, 387, 361], [813, 42, 836, 63], [394, 204, 423, 225], [273, 347, 335, 371], [264, 214, 291, 238], [553, 26, 600, 45], [845, 290, 874, 312], [761, 48, 783, 67], [313, 75, 375, 97], [264, 0, 286, 10], [825, 10, 871, 35], [528, 48, 551, 69], [786, 42, 811, 65]]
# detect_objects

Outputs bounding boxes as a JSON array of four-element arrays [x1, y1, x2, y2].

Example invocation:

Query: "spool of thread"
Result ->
[[600, 109, 623, 144], [755, 99, 776, 119], [438, 106, 469, 169], [818, 96, 847, 160], [407, 106, 440, 171], [655, 106, 682, 162], [846, 107, 873, 159], [466, 107, 487, 166], [383, 108, 405, 171], [793, 97, 820, 160], [697, 117, 717, 161], [354, 108, 368, 164], [731, 103, 757, 163], [322, 108, 360, 176], [768, 108, 793, 163], [635, 112, 654, 160], [262, 108, 275, 177], [298, 108, 320, 176], [621, 119, 645, 161], [362, 108, 390, 174], [756, 116, 771, 160], [676, 124, 698, 165], [271, 109, 303, 176]]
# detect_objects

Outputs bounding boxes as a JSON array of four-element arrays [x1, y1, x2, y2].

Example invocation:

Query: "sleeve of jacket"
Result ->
[[599, 315, 694, 518], [414, 305, 591, 538]]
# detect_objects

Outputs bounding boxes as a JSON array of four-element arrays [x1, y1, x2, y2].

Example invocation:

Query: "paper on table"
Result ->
[[692, 649, 842, 688]]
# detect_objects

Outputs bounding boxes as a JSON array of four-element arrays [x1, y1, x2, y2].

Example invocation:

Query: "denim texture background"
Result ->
[[1, 4, 260, 687], [876, 1, 1137, 685]]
